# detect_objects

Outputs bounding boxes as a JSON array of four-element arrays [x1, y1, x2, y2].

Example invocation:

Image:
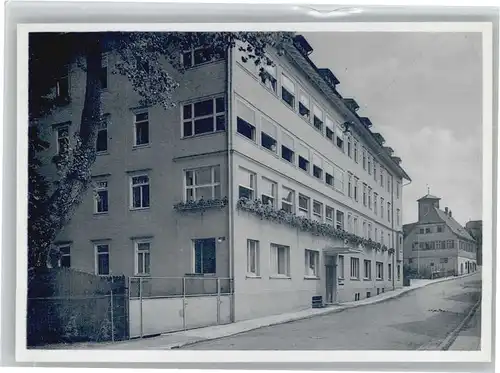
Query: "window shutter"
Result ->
[[261, 116, 277, 139], [282, 75, 295, 93], [236, 100, 255, 124]]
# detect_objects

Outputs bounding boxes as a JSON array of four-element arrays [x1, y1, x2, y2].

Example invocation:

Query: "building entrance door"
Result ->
[[460, 263, 464, 275], [324, 255, 336, 304]]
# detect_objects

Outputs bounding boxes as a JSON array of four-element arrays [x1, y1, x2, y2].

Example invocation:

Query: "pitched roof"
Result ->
[[434, 208, 475, 241], [417, 194, 441, 201], [403, 223, 417, 238]]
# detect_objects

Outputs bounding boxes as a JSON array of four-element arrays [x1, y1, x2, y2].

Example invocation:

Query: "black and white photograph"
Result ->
[[16, 21, 493, 363]]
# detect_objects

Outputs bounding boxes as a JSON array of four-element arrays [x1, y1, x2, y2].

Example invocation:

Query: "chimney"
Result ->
[[449, 210, 452, 218], [445, 207, 448, 214]]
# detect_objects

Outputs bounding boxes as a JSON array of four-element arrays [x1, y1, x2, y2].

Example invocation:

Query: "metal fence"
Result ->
[[128, 276, 233, 338]]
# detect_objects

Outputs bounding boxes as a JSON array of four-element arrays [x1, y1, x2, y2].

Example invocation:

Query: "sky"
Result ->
[[304, 32, 483, 226]]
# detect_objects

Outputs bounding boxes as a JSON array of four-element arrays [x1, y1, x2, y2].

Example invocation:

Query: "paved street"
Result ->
[[182, 273, 481, 350]]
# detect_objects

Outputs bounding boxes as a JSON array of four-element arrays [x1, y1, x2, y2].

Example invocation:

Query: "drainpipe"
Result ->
[[391, 179, 395, 291], [226, 46, 236, 323], [398, 179, 412, 288]]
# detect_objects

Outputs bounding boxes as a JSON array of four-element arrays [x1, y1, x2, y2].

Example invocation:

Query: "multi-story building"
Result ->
[[37, 34, 410, 332], [403, 194, 477, 277], [465, 220, 483, 266]]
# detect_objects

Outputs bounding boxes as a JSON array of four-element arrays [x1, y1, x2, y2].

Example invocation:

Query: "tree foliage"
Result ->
[[28, 31, 295, 272]]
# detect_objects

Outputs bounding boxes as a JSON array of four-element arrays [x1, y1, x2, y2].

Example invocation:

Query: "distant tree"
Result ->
[[28, 31, 294, 274]]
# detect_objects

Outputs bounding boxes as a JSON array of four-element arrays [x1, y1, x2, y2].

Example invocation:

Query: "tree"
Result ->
[[28, 31, 295, 273]]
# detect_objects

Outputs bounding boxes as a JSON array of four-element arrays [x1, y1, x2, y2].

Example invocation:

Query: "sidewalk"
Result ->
[[37, 271, 477, 350], [448, 305, 481, 351]]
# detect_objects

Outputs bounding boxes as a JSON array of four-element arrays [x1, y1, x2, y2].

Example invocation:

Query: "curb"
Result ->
[[171, 272, 478, 350], [437, 299, 481, 351]]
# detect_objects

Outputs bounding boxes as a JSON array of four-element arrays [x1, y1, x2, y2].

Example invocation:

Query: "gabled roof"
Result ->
[[403, 223, 417, 238], [434, 208, 475, 241]]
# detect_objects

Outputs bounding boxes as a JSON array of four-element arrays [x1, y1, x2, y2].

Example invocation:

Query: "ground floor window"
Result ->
[[134, 240, 151, 275], [305, 249, 319, 277], [338, 255, 345, 278], [388, 263, 392, 280], [350, 257, 360, 279], [247, 239, 260, 276], [397, 264, 401, 280], [271, 244, 290, 276], [376, 262, 384, 280], [363, 260, 371, 280], [95, 243, 110, 275], [57, 244, 71, 268], [194, 238, 216, 274]]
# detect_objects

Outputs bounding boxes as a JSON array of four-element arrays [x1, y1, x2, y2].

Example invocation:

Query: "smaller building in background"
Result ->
[[403, 193, 477, 278], [465, 220, 482, 266]]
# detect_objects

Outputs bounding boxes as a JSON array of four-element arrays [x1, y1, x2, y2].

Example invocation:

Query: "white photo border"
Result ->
[[15, 22, 494, 364]]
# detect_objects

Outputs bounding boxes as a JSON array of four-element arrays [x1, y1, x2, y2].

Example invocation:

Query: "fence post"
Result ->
[[216, 278, 221, 325], [139, 277, 143, 338], [110, 277, 115, 342], [182, 277, 187, 331]]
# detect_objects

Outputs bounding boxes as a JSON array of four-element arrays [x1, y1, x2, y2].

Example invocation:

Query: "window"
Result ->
[[347, 214, 353, 232], [281, 186, 295, 213], [261, 117, 277, 153], [261, 62, 277, 93], [134, 240, 151, 275], [95, 115, 109, 153], [436, 241, 442, 249], [364, 260, 371, 279], [182, 46, 225, 68], [312, 154, 323, 180], [334, 166, 344, 192], [298, 144, 310, 172], [353, 217, 359, 235], [363, 184, 367, 206], [355, 293, 360, 301], [354, 140, 359, 162], [368, 223, 372, 240], [271, 244, 290, 276], [338, 255, 345, 278], [373, 161, 377, 182], [312, 105, 324, 132], [381, 231, 385, 245], [347, 136, 352, 158], [336, 210, 344, 230], [325, 162, 334, 186], [348, 173, 353, 198], [185, 165, 221, 201], [313, 200, 323, 221], [325, 117, 334, 141], [235, 100, 255, 140], [56, 126, 69, 155], [388, 263, 392, 280], [368, 154, 372, 175], [397, 265, 401, 281], [437, 225, 444, 233], [375, 227, 378, 242], [281, 132, 295, 163], [420, 228, 425, 234], [440, 257, 448, 264], [425, 227, 431, 234], [363, 221, 367, 238], [396, 209, 400, 226], [362, 148, 367, 170], [354, 177, 359, 202], [381, 197, 384, 218], [183, 97, 226, 138], [281, 74, 295, 108], [305, 249, 319, 277], [374, 193, 378, 215], [57, 245, 71, 268], [100, 54, 108, 89], [368, 187, 372, 209], [298, 194, 310, 217], [261, 177, 277, 207], [298, 91, 310, 119], [326, 206, 334, 224], [130, 174, 150, 209], [388, 233, 391, 248], [94, 180, 109, 214], [194, 238, 216, 274], [55, 70, 70, 101], [247, 239, 260, 276], [387, 175, 392, 193], [387, 202, 391, 223], [336, 126, 344, 150], [376, 262, 384, 280], [237, 168, 256, 200], [447, 240, 455, 248], [350, 258, 360, 279], [133, 111, 149, 146], [95, 243, 110, 275], [380, 168, 384, 187], [396, 182, 401, 199]]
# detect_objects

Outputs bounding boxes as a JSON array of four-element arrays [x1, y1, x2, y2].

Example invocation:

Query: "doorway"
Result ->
[[324, 255, 336, 304]]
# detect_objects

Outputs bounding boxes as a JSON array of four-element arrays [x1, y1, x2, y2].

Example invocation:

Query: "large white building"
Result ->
[[38, 34, 410, 336]]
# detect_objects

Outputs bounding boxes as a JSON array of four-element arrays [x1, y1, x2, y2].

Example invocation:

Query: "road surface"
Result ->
[[182, 273, 481, 350]]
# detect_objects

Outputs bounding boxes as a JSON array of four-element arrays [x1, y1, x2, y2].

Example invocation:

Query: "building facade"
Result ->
[[402, 194, 477, 277], [37, 34, 410, 326], [465, 220, 482, 266]]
